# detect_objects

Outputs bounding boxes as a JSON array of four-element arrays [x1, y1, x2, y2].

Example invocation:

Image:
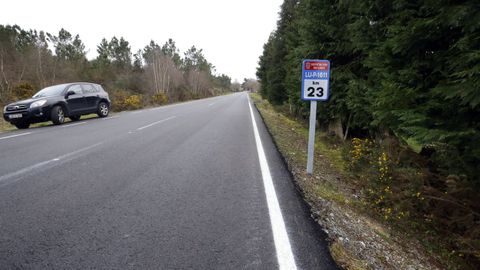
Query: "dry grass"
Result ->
[[330, 240, 368, 270]]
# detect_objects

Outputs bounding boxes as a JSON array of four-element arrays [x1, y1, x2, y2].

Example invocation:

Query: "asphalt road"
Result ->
[[0, 92, 338, 269]]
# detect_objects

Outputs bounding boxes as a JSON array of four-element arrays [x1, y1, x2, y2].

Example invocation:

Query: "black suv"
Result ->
[[3, 82, 111, 129]]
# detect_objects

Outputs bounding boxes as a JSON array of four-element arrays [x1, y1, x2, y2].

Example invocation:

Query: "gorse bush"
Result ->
[[344, 137, 480, 267], [347, 138, 398, 221], [110, 89, 143, 111], [124, 95, 142, 110], [151, 92, 168, 105], [12, 83, 36, 101]]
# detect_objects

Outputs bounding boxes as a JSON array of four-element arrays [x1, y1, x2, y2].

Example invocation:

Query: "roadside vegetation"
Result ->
[[252, 93, 470, 269], [0, 25, 235, 131], [256, 0, 479, 269]]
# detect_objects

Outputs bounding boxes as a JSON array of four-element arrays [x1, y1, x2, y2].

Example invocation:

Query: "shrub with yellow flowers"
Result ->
[[346, 138, 399, 220], [152, 92, 168, 105], [110, 89, 144, 111]]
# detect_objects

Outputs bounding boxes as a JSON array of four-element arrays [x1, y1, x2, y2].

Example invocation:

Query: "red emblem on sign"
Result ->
[[304, 61, 329, 71]]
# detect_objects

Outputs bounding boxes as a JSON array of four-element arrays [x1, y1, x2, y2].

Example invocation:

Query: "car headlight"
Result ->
[[30, 99, 47, 108]]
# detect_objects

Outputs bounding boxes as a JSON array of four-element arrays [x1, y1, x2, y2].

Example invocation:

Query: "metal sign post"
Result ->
[[301, 59, 330, 174], [307, 101, 317, 174]]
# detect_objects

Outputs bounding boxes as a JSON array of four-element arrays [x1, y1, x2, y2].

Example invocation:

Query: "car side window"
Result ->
[[68, 85, 82, 95], [93, 84, 103, 93], [82, 84, 95, 94]]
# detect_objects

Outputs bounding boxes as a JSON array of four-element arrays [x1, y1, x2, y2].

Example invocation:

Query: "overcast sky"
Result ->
[[1, 0, 283, 82]]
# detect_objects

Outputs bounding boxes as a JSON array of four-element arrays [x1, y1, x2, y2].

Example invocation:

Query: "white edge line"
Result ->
[[136, 116, 176, 131], [0, 132, 32, 140], [61, 121, 87, 128], [247, 95, 297, 270]]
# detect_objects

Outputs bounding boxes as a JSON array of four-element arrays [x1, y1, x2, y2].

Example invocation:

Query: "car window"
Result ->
[[82, 84, 96, 94], [68, 85, 82, 95], [93, 84, 104, 93], [32, 84, 68, 98]]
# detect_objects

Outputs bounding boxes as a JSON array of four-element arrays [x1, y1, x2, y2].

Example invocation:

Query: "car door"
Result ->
[[81, 83, 99, 112], [65, 84, 86, 114]]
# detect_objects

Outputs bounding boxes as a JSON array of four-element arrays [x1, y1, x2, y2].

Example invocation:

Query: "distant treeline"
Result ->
[[0, 24, 232, 109], [257, 0, 479, 267]]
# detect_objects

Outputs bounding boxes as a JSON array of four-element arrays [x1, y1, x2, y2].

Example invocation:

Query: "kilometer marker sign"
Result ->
[[301, 59, 330, 101], [302, 59, 331, 174]]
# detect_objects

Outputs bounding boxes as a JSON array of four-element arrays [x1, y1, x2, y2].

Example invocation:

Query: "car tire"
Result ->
[[51, 105, 65, 125], [14, 122, 30, 129], [69, 115, 81, 121], [97, 102, 109, 118]]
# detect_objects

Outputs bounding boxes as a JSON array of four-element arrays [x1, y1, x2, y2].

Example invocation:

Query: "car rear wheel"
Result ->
[[97, 102, 109, 118], [69, 115, 81, 121], [51, 105, 65, 125], [14, 121, 30, 129]]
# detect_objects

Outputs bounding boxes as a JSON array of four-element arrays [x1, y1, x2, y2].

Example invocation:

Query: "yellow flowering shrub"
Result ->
[[152, 93, 168, 105], [111, 89, 144, 111]]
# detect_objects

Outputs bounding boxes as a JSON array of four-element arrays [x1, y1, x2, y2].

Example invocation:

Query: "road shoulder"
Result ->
[[250, 93, 443, 270]]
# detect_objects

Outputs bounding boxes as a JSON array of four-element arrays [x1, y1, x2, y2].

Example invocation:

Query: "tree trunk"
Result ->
[[343, 113, 352, 141], [37, 47, 46, 88], [152, 55, 159, 94], [328, 118, 344, 139], [0, 52, 10, 98]]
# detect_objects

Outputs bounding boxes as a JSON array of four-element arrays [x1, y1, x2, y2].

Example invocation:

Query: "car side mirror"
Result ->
[[65, 90, 76, 97]]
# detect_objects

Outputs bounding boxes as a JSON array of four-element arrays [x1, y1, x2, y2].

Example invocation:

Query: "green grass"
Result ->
[[313, 182, 348, 205]]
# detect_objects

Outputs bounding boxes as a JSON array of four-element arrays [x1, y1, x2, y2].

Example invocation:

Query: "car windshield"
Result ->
[[32, 84, 67, 98]]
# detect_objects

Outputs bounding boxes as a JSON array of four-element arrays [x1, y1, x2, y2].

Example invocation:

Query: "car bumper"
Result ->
[[3, 107, 50, 123]]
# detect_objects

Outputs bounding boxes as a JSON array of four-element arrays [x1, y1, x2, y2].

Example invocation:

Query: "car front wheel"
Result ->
[[97, 102, 109, 118], [51, 105, 65, 125]]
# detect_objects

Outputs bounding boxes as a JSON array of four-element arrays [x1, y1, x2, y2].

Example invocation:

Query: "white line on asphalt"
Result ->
[[0, 132, 32, 141], [131, 111, 143, 114], [61, 121, 87, 128], [208, 102, 215, 106], [136, 116, 176, 131], [149, 107, 163, 111], [0, 142, 102, 185], [247, 95, 298, 270], [103, 116, 120, 120]]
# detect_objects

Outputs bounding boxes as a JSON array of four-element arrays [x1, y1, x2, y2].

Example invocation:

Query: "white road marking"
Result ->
[[0, 132, 32, 141], [247, 95, 298, 270], [149, 107, 163, 111], [131, 111, 143, 114], [0, 142, 102, 184], [103, 116, 120, 120], [61, 122, 87, 128], [136, 116, 176, 131], [208, 102, 215, 106]]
